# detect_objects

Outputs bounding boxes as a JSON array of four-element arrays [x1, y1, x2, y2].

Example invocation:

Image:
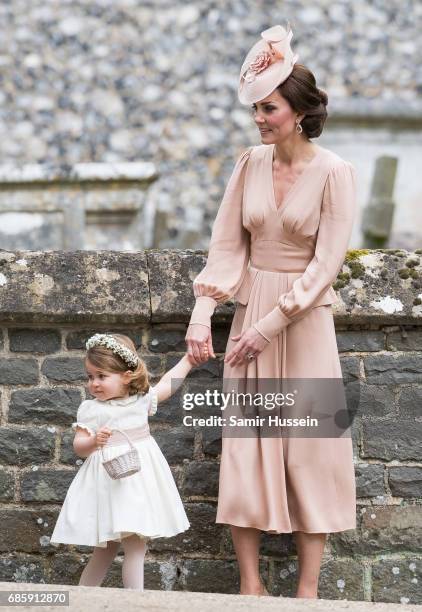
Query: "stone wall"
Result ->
[[0, 163, 158, 251], [0, 248, 421, 604], [1, 1, 422, 247]]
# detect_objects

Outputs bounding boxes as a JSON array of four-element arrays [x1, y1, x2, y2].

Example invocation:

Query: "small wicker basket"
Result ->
[[101, 428, 141, 480]]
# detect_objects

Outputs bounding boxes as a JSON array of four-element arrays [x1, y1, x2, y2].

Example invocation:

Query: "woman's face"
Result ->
[[251, 89, 302, 144]]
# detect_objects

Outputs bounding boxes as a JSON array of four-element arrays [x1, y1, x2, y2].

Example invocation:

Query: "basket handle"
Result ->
[[100, 427, 135, 461]]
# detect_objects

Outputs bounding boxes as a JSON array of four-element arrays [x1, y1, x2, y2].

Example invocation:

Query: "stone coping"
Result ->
[[0, 582, 420, 612], [328, 98, 422, 125], [0, 162, 158, 184], [0, 248, 421, 325]]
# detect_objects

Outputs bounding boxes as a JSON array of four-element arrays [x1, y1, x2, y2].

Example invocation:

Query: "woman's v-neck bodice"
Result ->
[[190, 143, 357, 338], [243, 144, 330, 242], [269, 143, 323, 213]]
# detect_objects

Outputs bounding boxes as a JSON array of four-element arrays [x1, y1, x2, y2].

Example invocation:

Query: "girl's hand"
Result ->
[[185, 323, 215, 366], [95, 426, 112, 448], [224, 327, 269, 367]]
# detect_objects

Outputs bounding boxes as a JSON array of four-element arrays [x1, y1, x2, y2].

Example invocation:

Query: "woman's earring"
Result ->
[[296, 119, 303, 134]]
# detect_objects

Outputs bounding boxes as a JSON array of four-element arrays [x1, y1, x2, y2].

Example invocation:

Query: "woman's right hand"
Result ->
[[185, 323, 216, 366], [95, 426, 112, 448]]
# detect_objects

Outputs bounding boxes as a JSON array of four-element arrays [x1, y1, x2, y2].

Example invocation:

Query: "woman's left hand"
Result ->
[[224, 326, 269, 367]]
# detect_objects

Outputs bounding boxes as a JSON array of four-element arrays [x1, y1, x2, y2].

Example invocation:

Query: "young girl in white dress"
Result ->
[[50, 332, 197, 591]]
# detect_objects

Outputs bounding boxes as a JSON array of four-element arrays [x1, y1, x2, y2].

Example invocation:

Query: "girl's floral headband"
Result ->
[[86, 334, 139, 368]]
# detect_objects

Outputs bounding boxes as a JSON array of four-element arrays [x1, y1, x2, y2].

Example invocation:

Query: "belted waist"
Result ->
[[105, 424, 151, 448], [250, 239, 312, 273]]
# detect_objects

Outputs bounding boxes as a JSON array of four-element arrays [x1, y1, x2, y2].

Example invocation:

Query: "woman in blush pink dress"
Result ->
[[185, 25, 357, 599]]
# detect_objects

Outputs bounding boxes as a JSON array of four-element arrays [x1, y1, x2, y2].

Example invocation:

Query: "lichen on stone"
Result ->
[[39, 535, 50, 547], [398, 268, 410, 279], [370, 296, 404, 314], [338, 272, 351, 281], [398, 267, 419, 280], [345, 249, 371, 262], [348, 261, 366, 279], [405, 258, 420, 268], [381, 249, 406, 256], [333, 280, 346, 290], [333, 271, 351, 290]]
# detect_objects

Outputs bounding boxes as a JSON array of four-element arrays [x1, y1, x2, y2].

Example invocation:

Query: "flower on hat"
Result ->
[[243, 43, 285, 83], [238, 24, 298, 105], [249, 50, 272, 74]]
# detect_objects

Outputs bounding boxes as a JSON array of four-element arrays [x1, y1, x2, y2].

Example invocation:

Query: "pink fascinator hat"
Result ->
[[238, 24, 299, 105]]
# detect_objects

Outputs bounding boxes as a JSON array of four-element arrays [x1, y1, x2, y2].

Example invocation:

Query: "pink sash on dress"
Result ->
[[104, 424, 151, 447]]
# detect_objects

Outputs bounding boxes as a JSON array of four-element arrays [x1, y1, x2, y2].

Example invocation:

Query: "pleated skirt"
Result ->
[[215, 267, 357, 533]]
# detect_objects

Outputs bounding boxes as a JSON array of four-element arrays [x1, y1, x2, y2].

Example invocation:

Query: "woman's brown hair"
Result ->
[[277, 63, 328, 139], [86, 333, 149, 396]]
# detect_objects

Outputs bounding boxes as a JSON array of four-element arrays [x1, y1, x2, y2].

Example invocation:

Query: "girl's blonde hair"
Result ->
[[86, 333, 149, 395]]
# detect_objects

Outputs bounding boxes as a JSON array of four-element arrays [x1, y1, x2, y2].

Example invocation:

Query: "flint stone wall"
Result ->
[[1, 1, 422, 247], [0, 248, 421, 604]]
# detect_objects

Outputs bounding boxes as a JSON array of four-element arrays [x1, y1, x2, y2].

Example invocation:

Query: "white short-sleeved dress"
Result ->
[[50, 388, 190, 548]]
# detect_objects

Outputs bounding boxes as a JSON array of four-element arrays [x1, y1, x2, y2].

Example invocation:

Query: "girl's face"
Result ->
[[85, 359, 131, 401], [251, 89, 304, 144]]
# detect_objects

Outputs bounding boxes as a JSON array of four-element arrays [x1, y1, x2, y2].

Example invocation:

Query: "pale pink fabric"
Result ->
[[189, 143, 357, 533], [105, 425, 151, 447]]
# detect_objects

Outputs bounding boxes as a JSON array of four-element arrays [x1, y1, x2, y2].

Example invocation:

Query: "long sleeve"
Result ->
[[189, 147, 253, 327], [254, 161, 357, 342]]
